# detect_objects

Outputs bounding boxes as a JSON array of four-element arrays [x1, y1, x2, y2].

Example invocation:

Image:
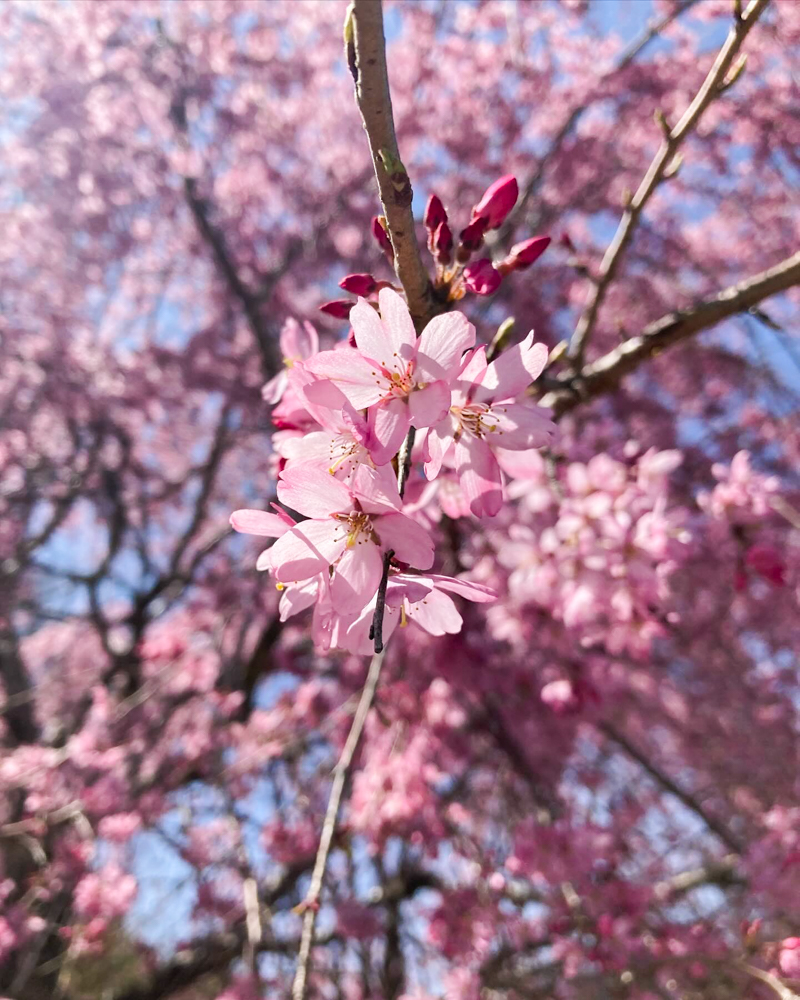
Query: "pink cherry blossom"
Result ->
[[268, 465, 434, 614], [423, 334, 555, 516], [306, 288, 475, 459], [261, 317, 319, 404]]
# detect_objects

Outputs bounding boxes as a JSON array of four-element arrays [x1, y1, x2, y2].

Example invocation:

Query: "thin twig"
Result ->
[[568, 0, 769, 366], [598, 721, 743, 852], [543, 249, 800, 416], [291, 648, 386, 1000], [495, 0, 702, 247], [349, 0, 433, 330]]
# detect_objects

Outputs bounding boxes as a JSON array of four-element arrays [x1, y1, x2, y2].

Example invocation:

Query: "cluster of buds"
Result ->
[[319, 176, 550, 322], [424, 174, 550, 299]]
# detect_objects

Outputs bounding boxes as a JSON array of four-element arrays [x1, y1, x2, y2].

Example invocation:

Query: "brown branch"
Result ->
[[543, 249, 800, 416], [292, 648, 387, 1000], [597, 721, 743, 853], [568, 0, 770, 366], [183, 179, 281, 375], [349, 0, 433, 331]]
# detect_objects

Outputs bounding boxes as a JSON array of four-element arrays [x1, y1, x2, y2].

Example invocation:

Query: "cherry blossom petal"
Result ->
[[425, 574, 497, 602], [261, 369, 288, 405], [330, 541, 384, 613], [483, 401, 556, 450], [377, 287, 417, 366], [405, 588, 463, 635], [304, 349, 386, 410], [369, 397, 410, 465], [455, 436, 503, 517], [475, 332, 548, 402], [277, 465, 352, 518], [408, 380, 450, 428], [270, 520, 347, 582], [278, 577, 320, 621], [350, 464, 403, 513], [376, 513, 434, 569], [230, 509, 293, 537], [422, 423, 455, 481], [417, 313, 476, 378]]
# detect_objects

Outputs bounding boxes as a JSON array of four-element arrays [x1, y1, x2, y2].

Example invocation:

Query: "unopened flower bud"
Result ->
[[424, 193, 448, 232], [338, 273, 377, 296], [433, 221, 453, 264], [318, 299, 353, 319], [471, 174, 518, 230], [497, 235, 551, 275], [456, 216, 487, 262], [371, 216, 394, 261], [463, 258, 501, 296]]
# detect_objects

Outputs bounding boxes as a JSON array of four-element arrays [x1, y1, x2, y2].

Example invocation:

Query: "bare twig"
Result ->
[[348, 0, 433, 330], [292, 648, 387, 1000], [543, 249, 800, 416], [568, 0, 769, 366]]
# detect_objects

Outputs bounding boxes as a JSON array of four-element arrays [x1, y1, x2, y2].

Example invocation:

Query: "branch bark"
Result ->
[[349, 0, 433, 331], [568, 0, 770, 366], [542, 250, 800, 416]]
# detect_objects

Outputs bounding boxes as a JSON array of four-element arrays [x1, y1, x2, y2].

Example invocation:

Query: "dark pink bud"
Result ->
[[318, 299, 353, 319], [371, 216, 394, 261], [339, 273, 377, 296], [745, 543, 786, 586], [509, 235, 551, 268], [559, 231, 576, 252], [497, 235, 551, 275], [457, 216, 488, 261], [463, 258, 501, 296], [424, 193, 447, 232], [471, 174, 518, 229], [433, 221, 453, 263]]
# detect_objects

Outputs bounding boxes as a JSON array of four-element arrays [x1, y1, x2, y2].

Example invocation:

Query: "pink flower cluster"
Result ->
[[490, 449, 692, 658], [232, 288, 555, 653]]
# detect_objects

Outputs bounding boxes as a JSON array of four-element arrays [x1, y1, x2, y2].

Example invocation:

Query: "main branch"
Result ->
[[568, 0, 769, 366], [348, 0, 433, 331]]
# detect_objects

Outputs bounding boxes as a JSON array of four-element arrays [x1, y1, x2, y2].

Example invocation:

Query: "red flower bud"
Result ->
[[371, 216, 394, 261], [457, 216, 488, 261], [433, 221, 453, 263], [463, 258, 501, 296], [497, 235, 551, 275], [424, 193, 447, 232], [338, 273, 377, 296], [318, 299, 353, 319], [471, 174, 518, 230]]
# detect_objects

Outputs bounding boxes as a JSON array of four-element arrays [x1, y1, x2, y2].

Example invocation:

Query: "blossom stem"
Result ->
[[291, 647, 387, 1000], [370, 548, 395, 653]]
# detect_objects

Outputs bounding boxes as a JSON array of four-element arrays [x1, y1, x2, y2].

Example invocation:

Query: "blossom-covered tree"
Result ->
[[1, 1, 799, 999]]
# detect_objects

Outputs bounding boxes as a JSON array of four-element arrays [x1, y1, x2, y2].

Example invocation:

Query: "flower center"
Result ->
[[451, 402, 498, 439]]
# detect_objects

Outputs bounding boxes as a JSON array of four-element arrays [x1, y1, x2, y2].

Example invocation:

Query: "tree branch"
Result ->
[[597, 721, 743, 853], [543, 249, 800, 416], [495, 0, 702, 247], [568, 0, 769, 366], [349, 0, 433, 331], [292, 648, 387, 1000]]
